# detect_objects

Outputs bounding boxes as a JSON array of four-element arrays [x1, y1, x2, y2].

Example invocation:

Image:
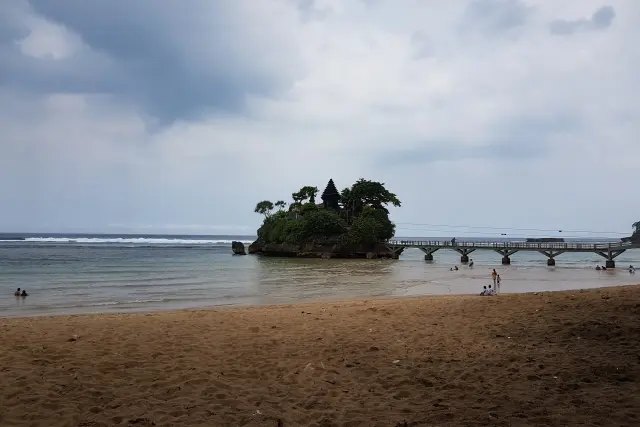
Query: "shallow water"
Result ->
[[1, 234, 638, 317]]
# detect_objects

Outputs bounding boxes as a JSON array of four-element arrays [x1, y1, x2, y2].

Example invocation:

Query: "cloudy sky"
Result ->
[[1, 0, 638, 238]]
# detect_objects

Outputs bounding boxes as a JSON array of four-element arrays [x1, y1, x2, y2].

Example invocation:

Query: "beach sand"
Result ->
[[1, 286, 639, 427]]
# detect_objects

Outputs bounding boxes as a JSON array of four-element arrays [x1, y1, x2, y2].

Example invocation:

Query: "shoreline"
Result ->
[[2, 290, 476, 320], [2, 285, 639, 426], [0, 281, 636, 321]]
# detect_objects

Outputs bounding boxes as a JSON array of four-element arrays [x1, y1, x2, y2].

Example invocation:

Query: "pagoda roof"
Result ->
[[321, 178, 340, 199]]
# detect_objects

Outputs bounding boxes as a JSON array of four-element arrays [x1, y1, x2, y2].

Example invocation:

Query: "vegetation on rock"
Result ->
[[253, 179, 401, 246]]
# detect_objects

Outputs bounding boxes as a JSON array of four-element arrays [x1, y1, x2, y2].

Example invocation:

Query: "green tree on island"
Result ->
[[254, 200, 275, 217], [253, 178, 401, 246]]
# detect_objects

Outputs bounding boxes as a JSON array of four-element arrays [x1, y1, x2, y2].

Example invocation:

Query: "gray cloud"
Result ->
[[0, 0, 638, 235], [373, 112, 581, 168], [6, 0, 303, 124], [376, 142, 542, 168], [461, 0, 531, 34], [0, 2, 30, 43], [550, 5, 616, 36], [296, 0, 332, 21], [410, 32, 434, 59]]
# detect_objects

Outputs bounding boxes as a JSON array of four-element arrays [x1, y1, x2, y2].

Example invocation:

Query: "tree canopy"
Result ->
[[254, 179, 400, 245], [254, 200, 274, 217]]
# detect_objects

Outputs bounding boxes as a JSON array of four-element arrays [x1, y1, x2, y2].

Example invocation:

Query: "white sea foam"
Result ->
[[19, 237, 254, 245]]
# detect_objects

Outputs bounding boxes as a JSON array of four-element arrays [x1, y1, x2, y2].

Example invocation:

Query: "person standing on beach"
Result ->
[[491, 269, 497, 286], [496, 274, 501, 292]]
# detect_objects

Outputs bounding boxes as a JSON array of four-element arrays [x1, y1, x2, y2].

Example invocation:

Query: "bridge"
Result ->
[[384, 240, 640, 268]]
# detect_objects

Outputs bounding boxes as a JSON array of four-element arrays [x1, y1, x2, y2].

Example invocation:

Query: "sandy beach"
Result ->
[[1, 286, 639, 427]]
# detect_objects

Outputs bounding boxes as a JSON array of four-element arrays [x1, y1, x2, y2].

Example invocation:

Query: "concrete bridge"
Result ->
[[384, 240, 640, 268]]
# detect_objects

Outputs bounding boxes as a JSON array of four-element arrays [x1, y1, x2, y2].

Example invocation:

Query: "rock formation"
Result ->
[[231, 241, 247, 255], [247, 240, 398, 259]]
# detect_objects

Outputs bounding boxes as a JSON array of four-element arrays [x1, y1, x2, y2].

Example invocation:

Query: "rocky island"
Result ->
[[247, 178, 401, 259]]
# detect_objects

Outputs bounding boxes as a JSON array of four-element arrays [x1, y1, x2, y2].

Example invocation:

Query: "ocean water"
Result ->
[[1, 233, 638, 318]]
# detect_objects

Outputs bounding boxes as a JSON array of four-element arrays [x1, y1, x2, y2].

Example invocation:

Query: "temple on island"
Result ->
[[321, 178, 341, 211]]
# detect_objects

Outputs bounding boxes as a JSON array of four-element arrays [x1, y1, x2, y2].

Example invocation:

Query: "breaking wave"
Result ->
[[4, 237, 255, 245]]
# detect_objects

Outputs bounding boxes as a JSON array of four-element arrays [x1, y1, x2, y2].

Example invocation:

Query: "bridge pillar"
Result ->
[[596, 249, 624, 269], [540, 250, 564, 267], [419, 247, 438, 262], [454, 248, 475, 264], [494, 249, 518, 266]]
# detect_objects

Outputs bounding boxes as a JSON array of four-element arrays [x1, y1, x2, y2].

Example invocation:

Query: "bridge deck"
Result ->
[[386, 240, 638, 252]]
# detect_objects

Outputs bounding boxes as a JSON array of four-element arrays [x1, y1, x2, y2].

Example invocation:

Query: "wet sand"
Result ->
[[1, 286, 639, 426]]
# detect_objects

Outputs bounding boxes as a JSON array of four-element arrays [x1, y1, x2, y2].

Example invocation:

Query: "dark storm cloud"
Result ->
[[550, 6, 616, 36], [0, 44, 126, 95], [0, 2, 30, 43], [2, 0, 300, 124]]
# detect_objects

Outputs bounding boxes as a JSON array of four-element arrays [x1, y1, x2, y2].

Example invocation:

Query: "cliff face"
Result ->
[[247, 240, 398, 259]]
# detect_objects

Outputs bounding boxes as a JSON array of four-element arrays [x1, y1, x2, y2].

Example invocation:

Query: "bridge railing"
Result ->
[[385, 240, 633, 250]]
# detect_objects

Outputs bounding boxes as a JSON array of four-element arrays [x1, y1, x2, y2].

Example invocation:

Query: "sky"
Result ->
[[1, 0, 638, 239]]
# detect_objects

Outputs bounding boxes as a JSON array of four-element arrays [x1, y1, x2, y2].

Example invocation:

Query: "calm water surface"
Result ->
[[1, 234, 638, 317]]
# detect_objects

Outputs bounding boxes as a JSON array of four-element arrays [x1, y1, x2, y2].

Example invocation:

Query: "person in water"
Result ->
[[14, 288, 21, 296], [595, 265, 601, 271], [491, 269, 498, 286], [20, 290, 28, 297]]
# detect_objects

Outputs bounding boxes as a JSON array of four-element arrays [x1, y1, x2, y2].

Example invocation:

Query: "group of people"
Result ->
[[480, 285, 496, 296], [13, 288, 28, 297], [448, 260, 474, 271], [594, 264, 636, 274], [480, 269, 501, 296]]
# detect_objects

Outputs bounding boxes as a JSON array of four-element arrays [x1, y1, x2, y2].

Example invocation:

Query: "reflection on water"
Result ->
[[252, 257, 398, 305]]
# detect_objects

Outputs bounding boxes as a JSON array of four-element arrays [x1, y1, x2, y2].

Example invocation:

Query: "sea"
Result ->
[[1, 233, 638, 318]]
